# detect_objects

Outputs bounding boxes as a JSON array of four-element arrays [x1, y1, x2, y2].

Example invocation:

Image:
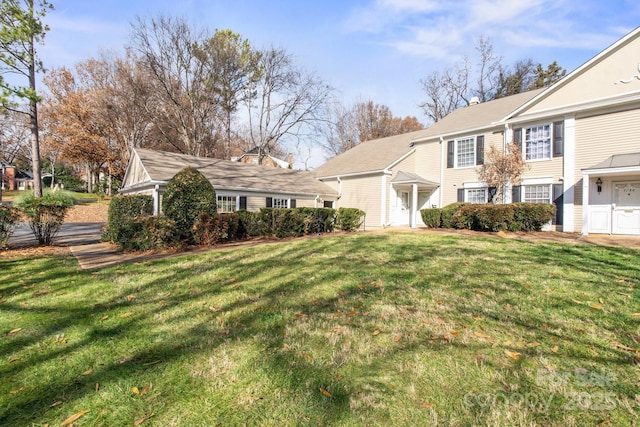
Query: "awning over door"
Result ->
[[391, 171, 439, 189]]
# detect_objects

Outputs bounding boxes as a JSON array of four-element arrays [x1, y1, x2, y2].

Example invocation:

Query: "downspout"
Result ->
[[439, 137, 445, 207], [314, 195, 320, 208]]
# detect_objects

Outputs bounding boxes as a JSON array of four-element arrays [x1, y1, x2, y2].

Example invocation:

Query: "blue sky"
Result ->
[[38, 0, 640, 167], [41, 0, 640, 122]]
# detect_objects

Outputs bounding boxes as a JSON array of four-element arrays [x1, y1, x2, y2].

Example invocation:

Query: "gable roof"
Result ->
[[314, 128, 435, 178], [391, 171, 438, 186], [410, 89, 544, 144], [583, 152, 640, 171], [508, 26, 640, 120], [236, 147, 290, 168], [124, 148, 337, 197]]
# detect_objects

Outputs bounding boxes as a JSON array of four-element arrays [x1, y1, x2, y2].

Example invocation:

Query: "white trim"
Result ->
[[563, 116, 576, 232], [583, 166, 640, 176], [582, 173, 590, 235], [463, 181, 486, 189], [411, 183, 418, 229], [385, 148, 417, 170], [439, 137, 445, 207], [521, 177, 553, 185], [381, 174, 387, 226]]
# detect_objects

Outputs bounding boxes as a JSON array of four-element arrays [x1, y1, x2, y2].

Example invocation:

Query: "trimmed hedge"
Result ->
[[105, 195, 154, 245], [420, 208, 441, 228], [421, 202, 555, 232], [335, 207, 365, 232], [0, 205, 18, 249], [193, 212, 244, 245], [162, 167, 217, 241]]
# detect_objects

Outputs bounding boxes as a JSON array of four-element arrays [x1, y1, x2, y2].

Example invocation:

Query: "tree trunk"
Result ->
[[29, 40, 42, 198]]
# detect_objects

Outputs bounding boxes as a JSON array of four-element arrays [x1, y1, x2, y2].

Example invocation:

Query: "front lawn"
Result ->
[[1, 233, 638, 425]]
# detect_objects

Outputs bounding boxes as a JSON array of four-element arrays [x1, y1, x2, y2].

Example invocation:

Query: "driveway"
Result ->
[[7, 222, 105, 248]]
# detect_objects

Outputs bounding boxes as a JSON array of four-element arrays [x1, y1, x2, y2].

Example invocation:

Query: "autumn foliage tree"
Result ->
[[478, 142, 528, 204]]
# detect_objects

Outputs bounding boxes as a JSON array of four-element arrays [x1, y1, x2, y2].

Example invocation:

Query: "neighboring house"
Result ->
[[316, 27, 640, 235], [0, 161, 34, 191], [232, 147, 293, 169], [120, 148, 337, 215]]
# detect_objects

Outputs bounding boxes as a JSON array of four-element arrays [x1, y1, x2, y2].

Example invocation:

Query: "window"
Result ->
[[524, 125, 551, 161], [273, 197, 289, 208], [217, 195, 237, 213], [456, 138, 475, 168], [466, 188, 487, 204], [523, 185, 551, 204]]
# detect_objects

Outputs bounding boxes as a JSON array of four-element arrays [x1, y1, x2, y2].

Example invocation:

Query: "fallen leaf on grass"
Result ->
[[394, 334, 402, 342], [615, 343, 640, 353], [9, 386, 24, 394], [95, 383, 99, 392], [119, 312, 133, 318], [50, 400, 62, 407], [474, 332, 492, 340], [347, 311, 358, 317], [590, 303, 603, 310], [8, 328, 22, 335], [631, 313, 640, 317], [571, 299, 584, 305], [140, 384, 151, 396], [319, 387, 332, 397], [372, 330, 380, 336], [331, 327, 342, 333], [127, 295, 136, 302], [100, 315, 108, 321], [132, 386, 140, 394], [134, 413, 155, 425], [60, 409, 89, 426], [526, 342, 541, 348], [421, 402, 434, 408], [81, 369, 93, 376], [504, 350, 522, 360], [551, 345, 559, 353]]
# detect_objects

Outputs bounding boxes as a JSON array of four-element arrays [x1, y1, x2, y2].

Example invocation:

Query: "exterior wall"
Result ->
[[413, 141, 442, 183], [523, 34, 640, 115], [123, 155, 149, 187], [573, 108, 640, 231], [332, 174, 384, 227]]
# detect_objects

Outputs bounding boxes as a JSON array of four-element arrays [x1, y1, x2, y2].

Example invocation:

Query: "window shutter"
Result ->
[[457, 188, 465, 202], [553, 121, 564, 157], [447, 140, 455, 168], [266, 197, 272, 208], [290, 199, 296, 208], [511, 185, 521, 203], [239, 196, 247, 210], [513, 128, 522, 151], [487, 187, 497, 204], [476, 135, 484, 166], [552, 183, 564, 225]]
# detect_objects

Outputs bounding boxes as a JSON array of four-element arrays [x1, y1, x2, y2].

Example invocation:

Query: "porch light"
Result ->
[[595, 177, 603, 193]]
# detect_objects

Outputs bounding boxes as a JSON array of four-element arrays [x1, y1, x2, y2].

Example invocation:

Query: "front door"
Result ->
[[399, 191, 410, 225], [612, 181, 640, 235]]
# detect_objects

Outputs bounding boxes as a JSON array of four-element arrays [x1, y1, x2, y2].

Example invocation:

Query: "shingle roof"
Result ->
[[583, 152, 640, 170], [391, 171, 438, 186], [313, 128, 432, 178], [131, 148, 337, 196], [410, 89, 545, 143]]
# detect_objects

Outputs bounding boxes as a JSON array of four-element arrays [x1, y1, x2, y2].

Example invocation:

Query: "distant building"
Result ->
[[0, 162, 33, 191], [231, 147, 293, 169]]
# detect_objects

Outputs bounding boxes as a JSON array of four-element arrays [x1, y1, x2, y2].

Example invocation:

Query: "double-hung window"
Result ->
[[525, 125, 551, 160], [466, 188, 487, 204], [523, 185, 551, 204], [273, 197, 289, 208], [447, 135, 484, 169], [217, 195, 237, 213]]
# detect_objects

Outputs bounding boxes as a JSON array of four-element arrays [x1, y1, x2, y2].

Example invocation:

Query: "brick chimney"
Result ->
[[287, 154, 293, 169]]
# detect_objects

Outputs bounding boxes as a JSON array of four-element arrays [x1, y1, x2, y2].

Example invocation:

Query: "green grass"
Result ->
[[1, 233, 638, 426], [1, 190, 104, 202]]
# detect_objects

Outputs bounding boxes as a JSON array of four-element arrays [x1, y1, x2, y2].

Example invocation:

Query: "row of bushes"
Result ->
[[0, 191, 76, 248], [421, 202, 555, 232], [105, 193, 366, 251]]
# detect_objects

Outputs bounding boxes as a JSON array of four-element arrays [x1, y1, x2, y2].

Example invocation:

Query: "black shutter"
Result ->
[[553, 121, 564, 157], [487, 187, 497, 204], [512, 185, 521, 203], [290, 199, 296, 208], [553, 183, 564, 226], [239, 196, 247, 210], [476, 135, 484, 166], [447, 140, 455, 168], [513, 128, 522, 151], [457, 188, 465, 202], [266, 197, 272, 208]]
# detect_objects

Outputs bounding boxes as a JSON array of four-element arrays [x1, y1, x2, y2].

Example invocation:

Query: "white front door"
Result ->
[[612, 181, 640, 235], [399, 191, 410, 225]]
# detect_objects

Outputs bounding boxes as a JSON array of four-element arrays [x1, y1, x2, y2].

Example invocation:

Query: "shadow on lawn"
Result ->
[[0, 233, 638, 425]]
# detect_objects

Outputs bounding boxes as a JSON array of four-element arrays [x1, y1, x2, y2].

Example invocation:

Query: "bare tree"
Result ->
[[246, 47, 332, 165], [478, 142, 528, 204], [473, 36, 503, 102], [494, 59, 537, 99], [130, 16, 222, 157], [418, 59, 469, 124]]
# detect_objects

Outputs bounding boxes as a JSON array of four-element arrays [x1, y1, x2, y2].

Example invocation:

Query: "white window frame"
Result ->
[[217, 195, 237, 213], [522, 124, 552, 162], [272, 197, 289, 208], [466, 188, 488, 204], [522, 184, 552, 204], [455, 136, 476, 168]]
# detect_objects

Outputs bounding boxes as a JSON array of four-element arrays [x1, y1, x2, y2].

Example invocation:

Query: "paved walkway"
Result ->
[[5, 223, 640, 270]]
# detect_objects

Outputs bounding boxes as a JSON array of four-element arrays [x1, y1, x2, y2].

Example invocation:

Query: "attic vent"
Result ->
[[469, 96, 480, 105]]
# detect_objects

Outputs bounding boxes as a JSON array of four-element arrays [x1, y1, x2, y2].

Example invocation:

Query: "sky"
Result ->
[[37, 0, 640, 165]]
